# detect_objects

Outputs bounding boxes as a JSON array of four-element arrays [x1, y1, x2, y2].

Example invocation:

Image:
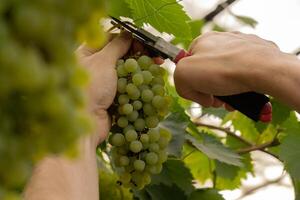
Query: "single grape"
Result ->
[[158, 137, 168, 148], [145, 152, 158, 165], [129, 140, 143, 153], [117, 145, 128, 155], [122, 103, 133, 115], [151, 76, 164, 86], [138, 84, 150, 91], [149, 143, 160, 153], [149, 64, 160, 75], [124, 58, 138, 73], [134, 118, 145, 131], [143, 103, 156, 116], [133, 100, 143, 110], [117, 117, 128, 128], [126, 83, 140, 100], [117, 59, 124, 66], [143, 172, 151, 185], [125, 129, 138, 142], [141, 89, 154, 102], [117, 78, 127, 93], [152, 84, 165, 96], [145, 116, 159, 128], [147, 164, 162, 174], [119, 156, 130, 166], [110, 133, 125, 146], [148, 129, 160, 142], [123, 125, 134, 133], [152, 95, 165, 109], [119, 172, 131, 184], [132, 73, 144, 86], [117, 65, 128, 77], [137, 55, 153, 69], [142, 71, 153, 84], [118, 94, 129, 105], [133, 160, 145, 171], [159, 128, 172, 142], [140, 134, 149, 144], [127, 110, 139, 122], [157, 150, 168, 163]]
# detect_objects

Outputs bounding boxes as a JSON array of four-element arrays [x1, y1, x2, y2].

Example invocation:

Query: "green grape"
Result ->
[[119, 156, 130, 166], [152, 84, 165, 96], [117, 117, 128, 128], [125, 130, 137, 142], [140, 134, 149, 144], [147, 164, 163, 174], [145, 116, 159, 128], [126, 83, 140, 100], [159, 128, 172, 142], [148, 129, 160, 142], [123, 125, 135, 133], [138, 84, 150, 91], [133, 160, 145, 171], [158, 150, 168, 163], [117, 64, 128, 77], [152, 76, 164, 86], [152, 95, 165, 109], [119, 172, 131, 184], [145, 152, 158, 165], [117, 146, 128, 155], [142, 71, 153, 84], [129, 141, 143, 153], [149, 143, 160, 153], [117, 59, 124, 66], [127, 110, 139, 122], [122, 103, 133, 115], [149, 64, 160, 75], [132, 73, 144, 86], [117, 78, 127, 93], [134, 118, 145, 131], [124, 58, 138, 73], [133, 100, 142, 110], [143, 172, 151, 185], [158, 137, 168, 149], [110, 133, 125, 146], [143, 103, 156, 116], [137, 55, 153, 69], [131, 171, 145, 189], [118, 94, 129, 105], [141, 89, 154, 102]]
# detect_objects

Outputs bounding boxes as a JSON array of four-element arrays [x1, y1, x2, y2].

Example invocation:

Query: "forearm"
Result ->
[[250, 53, 300, 112], [24, 137, 99, 200]]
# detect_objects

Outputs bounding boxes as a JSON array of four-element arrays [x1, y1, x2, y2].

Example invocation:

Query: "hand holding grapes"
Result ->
[[76, 32, 132, 146]]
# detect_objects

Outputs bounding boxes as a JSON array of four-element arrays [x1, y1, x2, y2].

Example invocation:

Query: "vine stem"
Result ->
[[194, 122, 281, 160], [203, 0, 239, 22]]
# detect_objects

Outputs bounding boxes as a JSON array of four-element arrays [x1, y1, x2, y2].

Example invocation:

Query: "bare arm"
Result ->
[[24, 33, 132, 200], [174, 31, 300, 112]]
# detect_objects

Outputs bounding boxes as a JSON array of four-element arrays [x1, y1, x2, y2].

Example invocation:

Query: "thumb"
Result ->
[[95, 32, 132, 63]]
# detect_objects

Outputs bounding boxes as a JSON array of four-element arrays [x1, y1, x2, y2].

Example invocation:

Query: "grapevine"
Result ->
[[109, 55, 172, 189]]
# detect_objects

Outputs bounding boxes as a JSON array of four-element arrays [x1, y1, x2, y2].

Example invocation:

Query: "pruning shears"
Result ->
[[110, 16, 272, 123]]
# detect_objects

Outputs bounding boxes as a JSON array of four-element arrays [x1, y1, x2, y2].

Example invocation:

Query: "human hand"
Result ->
[[174, 31, 282, 108], [76, 33, 132, 147]]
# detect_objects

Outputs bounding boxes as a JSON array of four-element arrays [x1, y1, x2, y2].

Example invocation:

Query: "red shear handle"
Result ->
[[174, 50, 272, 123], [174, 50, 192, 63]]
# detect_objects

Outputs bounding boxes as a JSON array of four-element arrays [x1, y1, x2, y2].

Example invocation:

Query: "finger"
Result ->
[[95, 32, 132, 63], [76, 33, 120, 58], [186, 92, 214, 107]]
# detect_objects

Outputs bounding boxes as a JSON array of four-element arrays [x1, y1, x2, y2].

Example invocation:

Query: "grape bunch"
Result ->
[[109, 56, 172, 189]]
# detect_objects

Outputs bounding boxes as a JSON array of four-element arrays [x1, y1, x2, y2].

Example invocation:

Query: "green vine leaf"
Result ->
[[188, 189, 225, 200], [107, 0, 132, 18], [125, 0, 192, 39], [185, 134, 243, 167], [146, 184, 188, 200]]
